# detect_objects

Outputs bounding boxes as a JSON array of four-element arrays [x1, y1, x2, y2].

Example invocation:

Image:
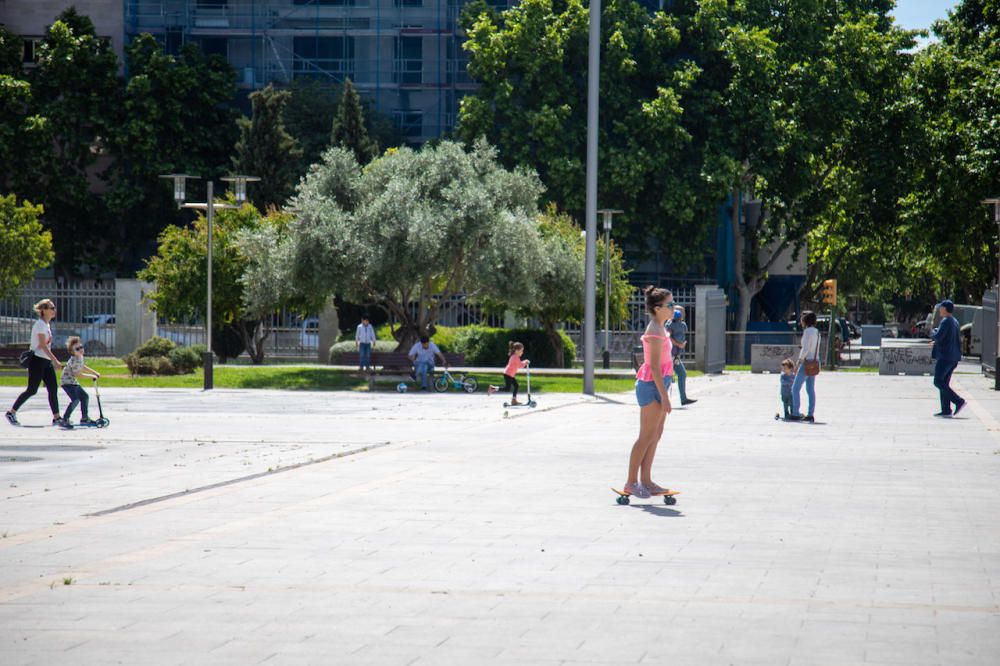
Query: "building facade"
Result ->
[[1, 0, 511, 142], [124, 0, 500, 142]]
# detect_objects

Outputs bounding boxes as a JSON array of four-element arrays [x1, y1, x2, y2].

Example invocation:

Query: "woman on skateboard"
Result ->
[[622, 286, 674, 498]]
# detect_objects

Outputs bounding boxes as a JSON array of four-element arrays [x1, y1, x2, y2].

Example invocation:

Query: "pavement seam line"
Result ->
[[951, 378, 1000, 446], [83, 440, 394, 517]]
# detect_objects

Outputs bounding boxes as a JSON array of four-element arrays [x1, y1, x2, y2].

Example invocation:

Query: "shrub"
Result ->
[[452, 326, 574, 368], [190, 344, 208, 359], [328, 339, 397, 363], [123, 353, 156, 376], [168, 346, 201, 373], [135, 336, 177, 358], [153, 356, 177, 375]]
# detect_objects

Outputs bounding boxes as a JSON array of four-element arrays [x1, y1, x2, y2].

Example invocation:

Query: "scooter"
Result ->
[[503, 362, 537, 408], [80, 378, 110, 428]]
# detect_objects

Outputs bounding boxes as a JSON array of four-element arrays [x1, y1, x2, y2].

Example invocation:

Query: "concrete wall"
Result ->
[[751, 344, 799, 373], [115, 279, 156, 355]]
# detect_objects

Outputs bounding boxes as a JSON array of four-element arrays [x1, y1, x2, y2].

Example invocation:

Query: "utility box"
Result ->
[[861, 325, 882, 347]]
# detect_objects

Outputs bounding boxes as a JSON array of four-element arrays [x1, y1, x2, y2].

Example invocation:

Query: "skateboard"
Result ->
[[610, 487, 680, 506], [774, 413, 814, 423]]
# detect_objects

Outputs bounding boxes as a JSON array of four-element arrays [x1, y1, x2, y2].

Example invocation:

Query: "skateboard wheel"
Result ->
[[616, 496, 629, 505], [663, 496, 677, 506]]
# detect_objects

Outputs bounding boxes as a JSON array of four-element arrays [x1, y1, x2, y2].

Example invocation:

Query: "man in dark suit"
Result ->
[[930, 299, 966, 417]]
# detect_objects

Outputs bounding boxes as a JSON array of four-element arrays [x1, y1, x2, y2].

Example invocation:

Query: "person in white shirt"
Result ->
[[790, 310, 821, 422], [6, 299, 70, 428], [355, 315, 377, 372], [407, 335, 448, 391]]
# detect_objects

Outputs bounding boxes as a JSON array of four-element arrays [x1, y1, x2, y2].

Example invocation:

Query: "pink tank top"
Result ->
[[636, 333, 673, 381]]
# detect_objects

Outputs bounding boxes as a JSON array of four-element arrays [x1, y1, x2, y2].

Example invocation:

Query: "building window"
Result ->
[[165, 27, 183, 56], [196, 37, 228, 58], [395, 0, 423, 6], [22, 38, 43, 65], [197, 0, 228, 8], [293, 0, 356, 5], [293, 36, 355, 81], [393, 110, 423, 139], [394, 36, 422, 85]]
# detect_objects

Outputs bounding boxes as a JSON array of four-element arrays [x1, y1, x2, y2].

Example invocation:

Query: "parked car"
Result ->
[[80, 313, 115, 354], [300, 317, 319, 349]]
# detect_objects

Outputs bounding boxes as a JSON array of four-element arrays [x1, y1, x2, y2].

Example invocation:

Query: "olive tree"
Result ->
[[274, 139, 549, 349]]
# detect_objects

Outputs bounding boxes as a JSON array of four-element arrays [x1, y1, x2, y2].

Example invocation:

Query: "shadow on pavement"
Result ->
[[635, 505, 684, 518]]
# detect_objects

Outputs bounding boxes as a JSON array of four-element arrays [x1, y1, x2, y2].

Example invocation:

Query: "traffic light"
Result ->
[[820, 279, 837, 306]]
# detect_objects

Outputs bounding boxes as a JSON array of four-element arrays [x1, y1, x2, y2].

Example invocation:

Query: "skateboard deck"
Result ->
[[611, 487, 680, 506]]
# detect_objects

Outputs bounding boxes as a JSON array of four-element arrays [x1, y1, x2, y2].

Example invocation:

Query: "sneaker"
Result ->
[[623, 482, 648, 498], [53, 417, 74, 429], [933, 412, 952, 418], [953, 400, 967, 417], [645, 482, 669, 495], [487, 385, 499, 396], [681, 399, 698, 406], [803, 415, 815, 423], [79, 417, 97, 427], [5, 411, 18, 426]]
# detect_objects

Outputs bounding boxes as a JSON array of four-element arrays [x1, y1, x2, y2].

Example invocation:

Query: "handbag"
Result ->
[[802, 329, 821, 376], [18, 350, 33, 369]]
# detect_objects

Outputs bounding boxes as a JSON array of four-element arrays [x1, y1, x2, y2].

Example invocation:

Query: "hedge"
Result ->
[[337, 325, 575, 368]]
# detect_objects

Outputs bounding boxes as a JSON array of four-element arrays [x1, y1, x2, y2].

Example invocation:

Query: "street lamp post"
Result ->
[[161, 174, 259, 390], [583, 0, 602, 395], [598, 209, 622, 369], [982, 196, 1000, 390]]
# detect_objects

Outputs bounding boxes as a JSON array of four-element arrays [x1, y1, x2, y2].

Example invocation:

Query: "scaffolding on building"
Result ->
[[122, 0, 508, 142]]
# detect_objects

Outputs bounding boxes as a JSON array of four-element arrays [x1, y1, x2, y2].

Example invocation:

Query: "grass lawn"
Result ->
[[0, 360, 642, 393]]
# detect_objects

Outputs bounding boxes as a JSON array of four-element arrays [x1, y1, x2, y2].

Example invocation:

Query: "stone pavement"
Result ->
[[1, 371, 998, 665]]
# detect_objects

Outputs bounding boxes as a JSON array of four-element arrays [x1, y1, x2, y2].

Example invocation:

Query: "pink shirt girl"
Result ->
[[504, 354, 528, 377], [636, 332, 673, 381]]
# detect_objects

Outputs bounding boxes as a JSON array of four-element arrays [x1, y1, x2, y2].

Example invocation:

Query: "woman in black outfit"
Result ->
[[5, 298, 70, 428]]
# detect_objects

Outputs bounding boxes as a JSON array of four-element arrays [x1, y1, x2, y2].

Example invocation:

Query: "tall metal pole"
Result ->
[[205, 181, 214, 391], [995, 202, 1000, 391], [583, 0, 601, 395], [603, 216, 611, 369]]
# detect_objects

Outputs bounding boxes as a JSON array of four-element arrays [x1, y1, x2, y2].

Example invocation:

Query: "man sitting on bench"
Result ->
[[408, 336, 448, 392]]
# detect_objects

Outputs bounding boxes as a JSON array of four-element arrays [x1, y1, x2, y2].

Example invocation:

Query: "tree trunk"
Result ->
[[543, 320, 564, 368], [238, 319, 269, 365]]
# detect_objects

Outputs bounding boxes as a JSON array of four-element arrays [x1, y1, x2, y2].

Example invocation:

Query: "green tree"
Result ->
[[11, 8, 119, 273], [512, 205, 630, 367], [331, 78, 378, 165], [139, 200, 293, 364], [0, 195, 54, 298], [103, 34, 239, 272], [232, 84, 303, 211], [459, 0, 712, 265], [280, 140, 549, 349], [896, 0, 1000, 302], [282, 78, 341, 172], [0, 27, 48, 189]]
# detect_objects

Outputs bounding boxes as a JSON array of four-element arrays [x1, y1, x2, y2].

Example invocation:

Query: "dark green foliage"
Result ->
[[452, 326, 576, 368], [233, 84, 304, 211], [331, 79, 377, 164]]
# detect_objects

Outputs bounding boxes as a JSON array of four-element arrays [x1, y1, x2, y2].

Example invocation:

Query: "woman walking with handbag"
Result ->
[[790, 310, 820, 422], [5, 299, 71, 428]]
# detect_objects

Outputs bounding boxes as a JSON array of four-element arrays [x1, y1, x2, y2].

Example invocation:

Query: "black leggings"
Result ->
[[11, 354, 59, 415], [504, 373, 519, 400]]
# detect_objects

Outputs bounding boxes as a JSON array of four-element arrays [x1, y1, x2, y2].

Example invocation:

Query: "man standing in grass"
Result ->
[[356, 315, 376, 372]]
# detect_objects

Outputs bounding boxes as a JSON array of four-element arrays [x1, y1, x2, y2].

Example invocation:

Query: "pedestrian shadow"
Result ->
[[594, 395, 630, 405], [634, 505, 684, 518]]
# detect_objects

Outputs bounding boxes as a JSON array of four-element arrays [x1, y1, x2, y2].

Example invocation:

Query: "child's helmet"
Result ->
[[396, 382, 408, 393]]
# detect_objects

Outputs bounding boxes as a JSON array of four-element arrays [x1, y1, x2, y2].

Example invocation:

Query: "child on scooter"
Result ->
[[61, 336, 100, 426], [488, 341, 529, 405]]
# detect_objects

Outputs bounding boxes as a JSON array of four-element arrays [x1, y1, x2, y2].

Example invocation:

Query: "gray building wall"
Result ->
[[0, 0, 125, 62]]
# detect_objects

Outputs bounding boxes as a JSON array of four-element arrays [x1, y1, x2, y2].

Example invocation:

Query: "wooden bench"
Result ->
[[0, 347, 70, 377], [333, 350, 466, 390]]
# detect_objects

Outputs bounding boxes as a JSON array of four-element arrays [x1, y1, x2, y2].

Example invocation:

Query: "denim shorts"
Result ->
[[635, 377, 672, 407]]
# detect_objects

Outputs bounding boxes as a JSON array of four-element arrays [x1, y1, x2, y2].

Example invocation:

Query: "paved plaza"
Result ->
[[1, 370, 999, 665]]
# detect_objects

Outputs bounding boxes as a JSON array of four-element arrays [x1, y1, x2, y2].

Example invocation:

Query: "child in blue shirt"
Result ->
[[779, 358, 794, 419]]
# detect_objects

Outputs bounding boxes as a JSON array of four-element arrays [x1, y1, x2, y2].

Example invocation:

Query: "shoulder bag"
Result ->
[[802, 329, 821, 377], [18, 350, 33, 369]]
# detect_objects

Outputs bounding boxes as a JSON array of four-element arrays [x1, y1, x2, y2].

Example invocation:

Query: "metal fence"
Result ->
[[0, 279, 117, 354], [565, 285, 702, 363]]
